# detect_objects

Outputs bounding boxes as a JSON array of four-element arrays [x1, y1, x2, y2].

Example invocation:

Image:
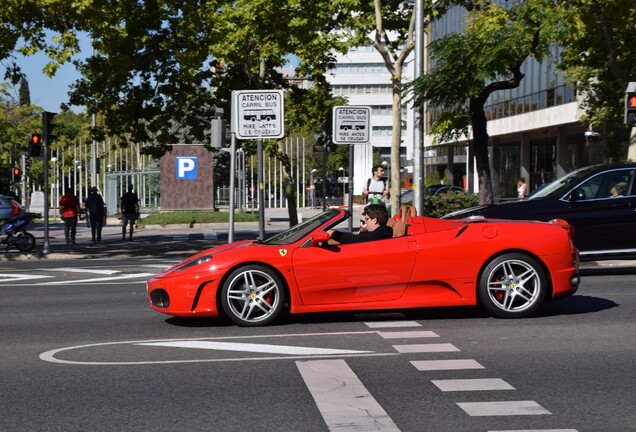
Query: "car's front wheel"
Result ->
[[479, 253, 547, 318], [220, 265, 285, 326]]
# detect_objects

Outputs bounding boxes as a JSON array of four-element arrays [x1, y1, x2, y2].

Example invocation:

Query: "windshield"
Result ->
[[263, 209, 343, 245], [527, 165, 600, 199]]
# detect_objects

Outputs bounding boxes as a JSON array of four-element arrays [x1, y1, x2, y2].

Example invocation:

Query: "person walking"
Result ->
[[517, 177, 528, 199], [85, 186, 105, 243], [59, 187, 80, 244], [362, 164, 390, 205], [120, 184, 140, 241]]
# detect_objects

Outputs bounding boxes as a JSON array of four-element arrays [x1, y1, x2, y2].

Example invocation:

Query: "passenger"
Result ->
[[328, 204, 392, 244], [610, 181, 627, 197]]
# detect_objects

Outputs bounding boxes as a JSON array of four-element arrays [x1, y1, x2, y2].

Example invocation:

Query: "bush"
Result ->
[[138, 211, 259, 227], [423, 192, 479, 218]]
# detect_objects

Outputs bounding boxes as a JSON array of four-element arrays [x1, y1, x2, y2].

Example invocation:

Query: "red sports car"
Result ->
[[147, 209, 580, 326]]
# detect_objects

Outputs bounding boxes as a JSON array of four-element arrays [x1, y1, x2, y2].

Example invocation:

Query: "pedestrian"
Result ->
[[120, 184, 140, 241], [59, 187, 80, 244], [85, 186, 105, 243], [517, 176, 528, 199], [362, 164, 390, 205]]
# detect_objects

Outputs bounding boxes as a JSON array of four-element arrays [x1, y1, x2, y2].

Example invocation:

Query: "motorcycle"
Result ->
[[0, 212, 38, 252]]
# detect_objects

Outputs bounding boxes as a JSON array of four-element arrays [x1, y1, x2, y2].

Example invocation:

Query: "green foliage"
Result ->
[[423, 191, 479, 218], [139, 211, 258, 227], [558, 0, 636, 140]]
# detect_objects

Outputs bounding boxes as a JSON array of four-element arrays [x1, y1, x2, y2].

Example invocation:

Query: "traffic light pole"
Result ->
[[42, 138, 50, 254]]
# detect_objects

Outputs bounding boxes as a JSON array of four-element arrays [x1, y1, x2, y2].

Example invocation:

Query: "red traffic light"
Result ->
[[629, 95, 636, 109], [12, 167, 21, 182], [28, 133, 42, 157]]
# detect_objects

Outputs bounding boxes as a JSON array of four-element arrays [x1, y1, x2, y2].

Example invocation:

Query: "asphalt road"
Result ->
[[1, 249, 635, 432]]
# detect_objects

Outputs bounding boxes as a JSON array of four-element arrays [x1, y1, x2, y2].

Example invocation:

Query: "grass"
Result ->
[[138, 210, 259, 227]]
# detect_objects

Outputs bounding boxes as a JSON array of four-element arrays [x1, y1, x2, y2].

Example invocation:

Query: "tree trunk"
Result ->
[[389, 74, 403, 215], [285, 177, 298, 227], [470, 97, 494, 205]]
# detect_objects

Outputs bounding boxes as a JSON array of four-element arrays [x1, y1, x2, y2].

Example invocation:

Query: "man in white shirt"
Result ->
[[362, 164, 390, 205]]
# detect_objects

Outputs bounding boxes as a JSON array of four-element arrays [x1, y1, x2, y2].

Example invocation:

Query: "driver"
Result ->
[[327, 204, 393, 244]]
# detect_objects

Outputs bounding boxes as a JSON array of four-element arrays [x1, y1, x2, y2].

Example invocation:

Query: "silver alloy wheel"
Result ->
[[479, 254, 547, 318], [221, 266, 284, 326]]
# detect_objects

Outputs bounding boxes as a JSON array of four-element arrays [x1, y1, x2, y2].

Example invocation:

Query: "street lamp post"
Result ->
[[310, 168, 316, 208], [339, 167, 345, 206]]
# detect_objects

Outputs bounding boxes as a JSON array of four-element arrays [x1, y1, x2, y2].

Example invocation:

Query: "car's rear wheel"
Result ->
[[479, 253, 547, 318], [220, 265, 285, 326]]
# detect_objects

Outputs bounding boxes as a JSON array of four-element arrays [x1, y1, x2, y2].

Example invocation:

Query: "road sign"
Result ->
[[232, 90, 285, 139], [332, 106, 371, 144]]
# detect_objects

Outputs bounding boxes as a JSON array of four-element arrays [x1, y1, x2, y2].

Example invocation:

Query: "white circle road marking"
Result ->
[[39, 331, 399, 366]]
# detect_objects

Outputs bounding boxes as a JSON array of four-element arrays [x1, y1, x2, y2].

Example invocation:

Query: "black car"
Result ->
[[443, 163, 636, 260]]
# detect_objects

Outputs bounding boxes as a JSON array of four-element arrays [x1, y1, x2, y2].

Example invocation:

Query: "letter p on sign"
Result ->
[[176, 157, 197, 180]]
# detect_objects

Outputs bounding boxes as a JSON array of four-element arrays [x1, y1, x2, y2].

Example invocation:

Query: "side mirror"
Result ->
[[310, 231, 330, 247], [569, 188, 586, 202]]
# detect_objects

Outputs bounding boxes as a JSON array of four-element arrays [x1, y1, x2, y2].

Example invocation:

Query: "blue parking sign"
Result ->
[[176, 157, 197, 180]]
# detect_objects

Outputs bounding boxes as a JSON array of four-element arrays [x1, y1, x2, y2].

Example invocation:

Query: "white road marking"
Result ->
[[365, 321, 421, 328], [46, 267, 121, 275], [411, 359, 485, 371], [432, 378, 515, 391], [137, 340, 372, 356], [297, 359, 400, 432], [0, 273, 52, 282], [489, 429, 579, 432], [378, 330, 439, 339], [393, 343, 460, 353], [457, 400, 552, 416], [488, 429, 578, 432], [44, 273, 154, 285]]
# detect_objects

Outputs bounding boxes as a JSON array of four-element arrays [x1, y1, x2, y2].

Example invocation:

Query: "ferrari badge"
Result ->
[[279, 249, 287, 257]]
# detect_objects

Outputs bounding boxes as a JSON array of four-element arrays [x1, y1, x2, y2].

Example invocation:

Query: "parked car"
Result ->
[[0, 195, 24, 222], [400, 185, 468, 205], [444, 163, 636, 260], [147, 208, 579, 326]]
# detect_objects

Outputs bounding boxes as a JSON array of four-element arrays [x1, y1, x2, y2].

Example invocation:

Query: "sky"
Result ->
[[1, 35, 91, 113]]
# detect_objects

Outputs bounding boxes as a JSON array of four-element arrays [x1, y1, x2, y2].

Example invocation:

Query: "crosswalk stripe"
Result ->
[[457, 400, 552, 416], [0, 273, 52, 282], [297, 359, 400, 432], [44, 273, 154, 285], [365, 321, 421, 328], [47, 268, 120, 275], [488, 429, 578, 432], [411, 359, 484, 371], [378, 330, 439, 339], [432, 378, 515, 391], [393, 343, 459, 353]]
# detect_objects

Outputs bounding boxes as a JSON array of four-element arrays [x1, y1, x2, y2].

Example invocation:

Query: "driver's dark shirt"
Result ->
[[331, 225, 393, 244]]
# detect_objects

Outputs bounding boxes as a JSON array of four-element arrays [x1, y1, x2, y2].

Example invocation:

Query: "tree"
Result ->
[[409, 0, 564, 204], [332, 0, 447, 211], [18, 77, 30, 105], [558, 0, 636, 161]]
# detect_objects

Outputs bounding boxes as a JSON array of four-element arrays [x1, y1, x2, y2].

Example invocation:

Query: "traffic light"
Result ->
[[625, 82, 636, 126], [42, 110, 57, 144], [12, 167, 21, 183], [28, 133, 42, 157]]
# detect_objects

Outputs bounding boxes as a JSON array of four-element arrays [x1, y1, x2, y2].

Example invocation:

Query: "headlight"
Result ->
[[176, 255, 212, 271]]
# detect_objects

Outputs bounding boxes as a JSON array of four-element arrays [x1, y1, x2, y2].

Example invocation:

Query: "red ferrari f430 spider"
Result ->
[[147, 209, 580, 326]]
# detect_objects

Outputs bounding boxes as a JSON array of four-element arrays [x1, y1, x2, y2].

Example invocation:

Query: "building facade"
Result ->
[[326, 46, 415, 195]]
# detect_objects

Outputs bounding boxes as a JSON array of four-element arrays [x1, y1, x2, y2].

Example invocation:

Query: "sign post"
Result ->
[[332, 106, 371, 230], [232, 90, 285, 240]]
